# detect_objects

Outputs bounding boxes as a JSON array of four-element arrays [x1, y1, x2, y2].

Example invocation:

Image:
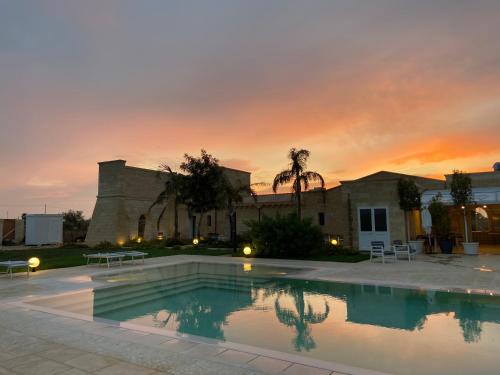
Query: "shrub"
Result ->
[[165, 238, 185, 247], [58, 243, 89, 249], [246, 214, 324, 258], [94, 241, 119, 250]]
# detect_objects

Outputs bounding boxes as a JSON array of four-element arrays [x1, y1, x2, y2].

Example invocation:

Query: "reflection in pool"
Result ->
[[31, 263, 500, 375]]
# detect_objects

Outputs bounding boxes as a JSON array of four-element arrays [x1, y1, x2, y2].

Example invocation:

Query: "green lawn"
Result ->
[[1, 245, 368, 273], [0, 246, 233, 271]]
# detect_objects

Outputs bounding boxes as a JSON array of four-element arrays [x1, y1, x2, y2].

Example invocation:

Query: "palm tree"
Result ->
[[272, 148, 325, 219], [149, 165, 185, 240], [224, 181, 267, 250], [274, 287, 330, 351]]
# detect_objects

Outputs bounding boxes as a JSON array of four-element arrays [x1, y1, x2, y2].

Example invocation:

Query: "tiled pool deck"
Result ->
[[1, 254, 500, 375]]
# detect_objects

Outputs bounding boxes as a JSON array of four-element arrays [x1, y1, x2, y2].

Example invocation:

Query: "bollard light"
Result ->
[[193, 238, 199, 245], [243, 246, 252, 256], [28, 257, 40, 270]]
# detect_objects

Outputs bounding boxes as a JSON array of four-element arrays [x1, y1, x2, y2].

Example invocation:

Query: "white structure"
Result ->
[[25, 214, 63, 246]]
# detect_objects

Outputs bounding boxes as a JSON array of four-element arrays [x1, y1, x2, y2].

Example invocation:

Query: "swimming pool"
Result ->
[[28, 262, 500, 375]]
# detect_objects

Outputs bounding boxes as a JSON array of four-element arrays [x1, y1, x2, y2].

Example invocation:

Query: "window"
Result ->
[[318, 212, 325, 226], [374, 208, 387, 231], [359, 209, 372, 231], [207, 215, 212, 227]]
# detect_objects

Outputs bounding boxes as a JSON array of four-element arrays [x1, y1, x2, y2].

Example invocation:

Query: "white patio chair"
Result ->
[[392, 243, 415, 262], [370, 241, 396, 263]]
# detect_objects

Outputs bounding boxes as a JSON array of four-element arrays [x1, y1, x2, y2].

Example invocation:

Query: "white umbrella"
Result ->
[[421, 207, 433, 252], [421, 207, 432, 234]]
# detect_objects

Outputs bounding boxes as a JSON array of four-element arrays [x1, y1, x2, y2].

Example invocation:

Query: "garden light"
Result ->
[[243, 246, 252, 256], [193, 238, 199, 245], [137, 237, 142, 243], [331, 239, 338, 246], [28, 257, 40, 269]]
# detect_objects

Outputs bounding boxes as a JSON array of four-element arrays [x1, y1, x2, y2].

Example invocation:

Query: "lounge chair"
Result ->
[[116, 251, 148, 264], [0, 261, 30, 279], [392, 240, 415, 262], [83, 253, 124, 268], [370, 241, 396, 263]]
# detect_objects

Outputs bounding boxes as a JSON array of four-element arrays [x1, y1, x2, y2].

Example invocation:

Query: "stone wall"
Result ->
[[85, 160, 251, 245]]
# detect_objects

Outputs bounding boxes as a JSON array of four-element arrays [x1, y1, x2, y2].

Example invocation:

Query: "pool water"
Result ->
[[31, 263, 500, 375]]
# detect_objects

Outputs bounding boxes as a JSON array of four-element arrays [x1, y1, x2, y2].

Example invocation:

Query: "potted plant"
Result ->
[[397, 177, 424, 254], [450, 170, 479, 255], [428, 194, 453, 254]]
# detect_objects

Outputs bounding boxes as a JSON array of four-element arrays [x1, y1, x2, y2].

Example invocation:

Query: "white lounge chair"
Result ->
[[83, 253, 124, 268], [370, 241, 396, 263], [116, 251, 148, 264], [0, 261, 30, 279]]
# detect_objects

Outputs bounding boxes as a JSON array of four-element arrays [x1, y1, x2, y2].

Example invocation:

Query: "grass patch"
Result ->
[[0, 246, 233, 271]]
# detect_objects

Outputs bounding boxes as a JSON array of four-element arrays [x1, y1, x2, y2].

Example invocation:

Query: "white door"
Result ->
[[358, 207, 390, 251]]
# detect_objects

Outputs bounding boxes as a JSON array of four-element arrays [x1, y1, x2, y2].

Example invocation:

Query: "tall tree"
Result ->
[[63, 210, 89, 242], [224, 181, 266, 250], [180, 150, 227, 237], [149, 165, 186, 240], [397, 178, 421, 241], [450, 170, 474, 242], [272, 148, 324, 219]]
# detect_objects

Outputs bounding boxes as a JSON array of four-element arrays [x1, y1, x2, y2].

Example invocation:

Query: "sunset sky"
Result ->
[[1, 0, 500, 218]]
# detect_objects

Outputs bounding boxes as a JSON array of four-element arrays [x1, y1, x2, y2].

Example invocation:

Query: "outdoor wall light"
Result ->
[[192, 238, 199, 245], [28, 257, 40, 270], [243, 246, 252, 256], [117, 240, 125, 246], [461, 206, 465, 209], [157, 232, 164, 240]]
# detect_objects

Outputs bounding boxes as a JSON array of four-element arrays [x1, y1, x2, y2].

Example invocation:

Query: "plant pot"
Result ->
[[463, 242, 479, 255], [408, 240, 424, 255], [439, 239, 453, 254]]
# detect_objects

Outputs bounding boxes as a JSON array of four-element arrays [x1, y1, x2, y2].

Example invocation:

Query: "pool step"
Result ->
[[40, 273, 273, 316], [90, 276, 271, 315]]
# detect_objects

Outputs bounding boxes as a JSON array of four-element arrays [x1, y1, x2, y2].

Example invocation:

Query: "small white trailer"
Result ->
[[25, 214, 63, 246]]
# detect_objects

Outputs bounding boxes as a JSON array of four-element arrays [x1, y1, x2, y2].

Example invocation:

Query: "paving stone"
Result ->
[[57, 369, 89, 375], [94, 362, 156, 375], [248, 356, 292, 373], [216, 349, 257, 364], [160, 339, 198, 352], [283, 364, 332, 375], [38, 346, 89, 362], [183, 344, 227, 358], [11, 357, 71, 375], [64, 353, 118, 372]]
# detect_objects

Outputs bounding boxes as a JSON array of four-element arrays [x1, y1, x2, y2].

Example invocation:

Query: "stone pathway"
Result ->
[[0, 327, 169, 375]]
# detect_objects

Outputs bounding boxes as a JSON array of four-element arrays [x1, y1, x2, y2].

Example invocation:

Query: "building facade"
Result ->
[[85, 160, 500, 252]]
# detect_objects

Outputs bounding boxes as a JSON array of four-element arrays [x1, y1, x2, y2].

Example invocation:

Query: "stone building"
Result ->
[[85, 160, 250, 246], [85, 159, 500, 252]]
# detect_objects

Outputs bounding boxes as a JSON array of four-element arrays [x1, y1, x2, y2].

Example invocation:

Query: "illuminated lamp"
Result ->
[[28, 257, 40, 271], [331, 239, 338, 246], [137, 237, 142, 244], [193, 238, 199, 245], [243, 246, 252, 256]]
